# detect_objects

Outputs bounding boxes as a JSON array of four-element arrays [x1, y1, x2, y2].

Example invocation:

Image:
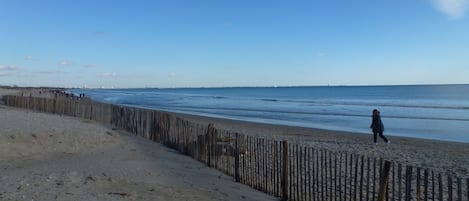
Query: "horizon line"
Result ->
[[3, 83, 467, 90]]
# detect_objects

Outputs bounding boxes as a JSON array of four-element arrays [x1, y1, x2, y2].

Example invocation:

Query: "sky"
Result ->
[[1, 0, 469, 88]]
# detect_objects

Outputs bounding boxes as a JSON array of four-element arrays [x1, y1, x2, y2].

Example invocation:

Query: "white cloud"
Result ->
[[168, 72, 177, 77], [317, 52, 326, 57], [432, 0, 468, 19], [99, 72, 117, 78], [58, 60, 73, 66], [0, 65, 19, 71], [0, 65, 19, 76], [24, 56, 39, 61], [38, 70, 66, 74], [0, 70, 9, 76], [84, 64, 97, 68]]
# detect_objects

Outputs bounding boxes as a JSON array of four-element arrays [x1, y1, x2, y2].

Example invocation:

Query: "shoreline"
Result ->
[[158, 108, 469, 178], [160, 107, 469, 144], [69, 85, 469, 144], [122, 104, 469, 143]]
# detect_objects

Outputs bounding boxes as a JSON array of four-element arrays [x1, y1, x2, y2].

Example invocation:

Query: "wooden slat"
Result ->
[[334, 153, 338, 201], [289, 144, 293, 200], [308, 148, 312, 201], [417, 168, 421, 201], [353, 154, 358, 201], [378, 161, 393, 201], [297, 144, 300, 201], [405, 166, 413, 201], [360, 156, 364, 201], [367, 157, 370, 201], [438, 174, 443, 201], [314, 148, 318, 201], [304, 147, 307, 201], [329, 151, 333, 201], [448, 175, 453, 201], [424, 169, 429, 201], [282, 140, 288, 201]]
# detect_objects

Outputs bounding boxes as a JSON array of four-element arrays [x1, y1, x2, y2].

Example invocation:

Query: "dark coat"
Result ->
[[370, 115, 384, 133]]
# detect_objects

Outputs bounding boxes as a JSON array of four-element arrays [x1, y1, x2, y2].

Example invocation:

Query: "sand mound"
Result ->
[[0, 106, 119, 161]]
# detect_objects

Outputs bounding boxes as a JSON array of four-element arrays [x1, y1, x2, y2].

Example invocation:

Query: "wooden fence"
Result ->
[[2, 95, 468, 201]]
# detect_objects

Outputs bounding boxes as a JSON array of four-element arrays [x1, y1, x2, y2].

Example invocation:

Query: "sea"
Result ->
[[69, 84, 469, 143]]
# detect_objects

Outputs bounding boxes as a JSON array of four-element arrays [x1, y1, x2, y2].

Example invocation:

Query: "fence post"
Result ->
[[235, 133, 240, 182], [378, 160, 393, 201], [206, 123, 213, 167], [282, 140, 288, 201], [90, 104, 93, 120], [406, 166, 414, 201], [448, 175, 453, 201]]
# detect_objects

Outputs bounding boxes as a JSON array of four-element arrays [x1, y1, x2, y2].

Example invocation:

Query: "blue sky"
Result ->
[[1, 0, 468, 88]]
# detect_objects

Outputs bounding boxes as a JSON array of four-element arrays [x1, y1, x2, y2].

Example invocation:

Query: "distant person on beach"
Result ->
[[370, 109, 390, 145]]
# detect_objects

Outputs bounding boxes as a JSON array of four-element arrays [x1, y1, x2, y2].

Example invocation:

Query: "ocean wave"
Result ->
[[260, 98, 278, 102], [256, 98, 469, 110], [142, 105, 469, 122]]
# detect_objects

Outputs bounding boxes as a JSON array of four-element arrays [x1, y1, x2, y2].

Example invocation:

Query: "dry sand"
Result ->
[[0, 89, 276, 201]]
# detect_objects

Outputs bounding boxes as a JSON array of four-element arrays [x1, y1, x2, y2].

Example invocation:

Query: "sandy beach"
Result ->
[[1, 88, 468, 200], [0, 89, 276, 201]]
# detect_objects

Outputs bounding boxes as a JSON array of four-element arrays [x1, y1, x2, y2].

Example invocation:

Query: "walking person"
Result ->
[[370, 109, 390, 145]]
